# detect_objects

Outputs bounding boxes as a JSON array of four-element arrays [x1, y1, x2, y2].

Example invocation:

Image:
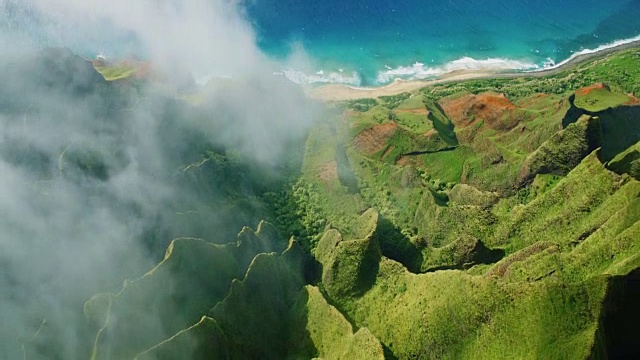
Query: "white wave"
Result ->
[[277, 34, 640, 86], [542, 57, 556, 68], [280, 68, 361, 86], [530, 34, 640, 72], [376, 57, 538, 84]]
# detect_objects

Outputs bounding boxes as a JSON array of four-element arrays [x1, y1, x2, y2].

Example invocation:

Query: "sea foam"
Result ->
[[531, 34, 640, 72], [376, 57, 537, 84], [275, 35, 640, 87], [279, 68, 361, 86]]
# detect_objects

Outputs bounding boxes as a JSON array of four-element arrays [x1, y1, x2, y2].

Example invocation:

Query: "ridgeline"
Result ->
[[14, 47, 640, 359]]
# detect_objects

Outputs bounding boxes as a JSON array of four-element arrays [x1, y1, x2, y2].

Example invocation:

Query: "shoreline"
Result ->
[[307, 39, 640, 101]]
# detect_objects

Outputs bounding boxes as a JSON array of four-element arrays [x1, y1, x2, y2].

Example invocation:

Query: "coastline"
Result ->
[[307, 38, 640, 101]]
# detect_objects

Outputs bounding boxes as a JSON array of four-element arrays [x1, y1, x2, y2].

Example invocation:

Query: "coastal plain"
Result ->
[[308, 39, 640, 101]]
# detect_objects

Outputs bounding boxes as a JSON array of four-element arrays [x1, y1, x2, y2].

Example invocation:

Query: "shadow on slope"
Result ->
[[607, 141, 640, 180], [85, 222, 285, 359], [562, 92, 640, 161], [133, 240, 384, 359], [424, 98, 459, 146], [592, 269, 640, 359]]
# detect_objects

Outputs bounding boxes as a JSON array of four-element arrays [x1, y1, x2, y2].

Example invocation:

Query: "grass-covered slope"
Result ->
[[208, 244, 307, 358], [311, 166, 640, 357], [85, 222, 285, 360], [563, 91, 640, 162], [72, 47, 640, 359], [289, 285, 385, 360], [607, 141, 640, 180], [126, 238, 385, 360], [573, 83, 633, 112], [134, 317, 228, 360], [518, 115, 602, 184], [493, 150, 640, 253], [263, 47, 640, 359]]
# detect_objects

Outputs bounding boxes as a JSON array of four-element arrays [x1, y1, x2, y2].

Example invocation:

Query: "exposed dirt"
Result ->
[[575, 82, 609, 96], [439, 92, 525, 132], [396, 155, 417, 167], [424, 129, 438, 138], [625, 95, 640, 105], [353, 122, 398, 154], [318, 161, 338, 182]]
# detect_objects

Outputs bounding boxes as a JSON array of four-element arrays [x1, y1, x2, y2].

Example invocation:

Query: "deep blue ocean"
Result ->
[[245, 0, 640, 86]]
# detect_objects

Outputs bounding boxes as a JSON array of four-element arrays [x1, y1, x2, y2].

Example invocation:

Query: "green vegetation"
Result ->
[[86, 222, 285, 360], [290, 286, 385, 359], [394, 109, 433, 134], [320, 209, 381, 299], [378, 92, 412, 109], [345, 97, 378, 112], [69, 47, 640, 359], [134, 317, 228, 360], [424, 97, 459, 146], [518, 115, 602, 184], [93, 63, 139, 81], [573, 86, 632, 112], [421, 48, 640, 100], [607, 141, 640, 180]]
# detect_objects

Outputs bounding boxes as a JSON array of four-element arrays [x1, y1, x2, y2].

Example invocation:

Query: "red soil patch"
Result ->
[[439, 92, 523, 131], [396, 155, 415, 166], [424, 129, 438, 138], [575, 83, 609, 96], [625, 95, 640, 105], [353, 122, 398, 154], [318, 161, 338, 182]]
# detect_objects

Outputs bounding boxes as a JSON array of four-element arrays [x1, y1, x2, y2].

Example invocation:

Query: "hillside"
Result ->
[[8, 47, 640, 359]]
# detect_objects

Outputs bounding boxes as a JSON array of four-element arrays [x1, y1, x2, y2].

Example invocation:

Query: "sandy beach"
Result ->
[[308, 39, 640, 101]]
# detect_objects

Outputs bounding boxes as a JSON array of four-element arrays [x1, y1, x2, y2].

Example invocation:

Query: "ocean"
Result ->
[[245, 0, 640, 86]]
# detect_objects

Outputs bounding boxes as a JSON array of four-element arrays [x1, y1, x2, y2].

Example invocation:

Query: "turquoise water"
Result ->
[[245, 0, 640, 86]]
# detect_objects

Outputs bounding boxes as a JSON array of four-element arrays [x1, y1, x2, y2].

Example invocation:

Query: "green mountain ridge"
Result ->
[[8, 48, 640, 358]]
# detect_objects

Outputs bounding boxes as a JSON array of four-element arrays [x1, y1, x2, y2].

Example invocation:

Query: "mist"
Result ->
[[0, 1, 319, 358]]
